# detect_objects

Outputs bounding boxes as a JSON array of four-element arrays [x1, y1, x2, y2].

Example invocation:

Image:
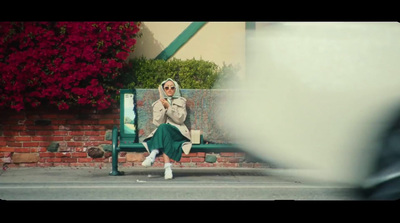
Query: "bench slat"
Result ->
[[118, 142, 241, 152]]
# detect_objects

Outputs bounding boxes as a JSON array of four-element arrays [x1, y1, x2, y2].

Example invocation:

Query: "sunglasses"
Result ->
[[164, 86, 176, 90]]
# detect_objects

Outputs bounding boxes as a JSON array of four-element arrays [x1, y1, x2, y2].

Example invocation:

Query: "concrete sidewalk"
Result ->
[[0, 167, 361, 200], [0, 166, 298, 185]]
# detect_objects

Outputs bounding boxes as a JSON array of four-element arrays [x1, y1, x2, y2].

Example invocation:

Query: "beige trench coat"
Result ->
[[142, 97, 192, 155]]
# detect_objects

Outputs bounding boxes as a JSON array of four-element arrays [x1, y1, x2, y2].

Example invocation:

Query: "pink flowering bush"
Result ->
[[0, 22, 140, 111]]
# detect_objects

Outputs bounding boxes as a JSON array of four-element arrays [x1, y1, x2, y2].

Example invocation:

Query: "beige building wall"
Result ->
[[131, 22, 246, 75]]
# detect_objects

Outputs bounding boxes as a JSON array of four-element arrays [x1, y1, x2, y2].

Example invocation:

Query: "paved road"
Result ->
[[0, 167, 362, 200]]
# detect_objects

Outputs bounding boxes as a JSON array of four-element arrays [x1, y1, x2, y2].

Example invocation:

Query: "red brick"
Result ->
[[72, 152, 87, 158], [67, 142, 84, 147], [58, 125, 71, 130], [82, 120, 98, 125], [69, 131, 84, 136], [40, 153, 55, 157], [182, 153, 197, 157], [9, 114, 25, 119], [9, 126, 27, 131], [99, 119, 115, 125], [59, 147, 73, 152], [32, 136, 64, 141], [26, 114, 40, 119], [39, 142, 51, 147], [7, 142, 22, 147], [3, 131, 19, 136], [52, 120, 67, 125], [64, 136, 73, 141], [41, 114, 58, 119], [191, 157, 205, 162], [19, 130, 35, 136], [57, 114, 75, 119], [14, 136, 32, 141], [46, 158, 62, 163], [83, 141, 101, 147], [197, 152, 206, 157], [0, 152, 11, 157], [55, 152, 71, 157], [23, 142, 40, 147], [88, 136, 104, 141], [228, 158, 241, 163], [31, 148, 47, 152], [82, 125, 95, 130], [72, 136, 89, 141], [15, 148, 31, 153], [77, 158, 92, 163], [67, 120, 83, 125], [74, 147, 86, 152], [62, 158, 77, 163], [0, 136, 13, 141], [1, 119, 16, 124], [84, 131, 100, 136], [91, 158, 104, 162], [35, 126, 58, 131], [220, 152, 235, 157], [180, 157, 191, 163], [54, 131, 68, 136], [92, 126, 107, 130], [103, 114, 119, 119], [0, 147, 15, 152]]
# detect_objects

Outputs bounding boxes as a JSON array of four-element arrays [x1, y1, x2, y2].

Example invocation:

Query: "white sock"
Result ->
[[164, 162, 172, 169], [149, 149, 159, 161]]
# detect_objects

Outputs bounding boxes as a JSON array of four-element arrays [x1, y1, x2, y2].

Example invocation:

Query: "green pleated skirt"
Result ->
[[144, 123, 189, 162]]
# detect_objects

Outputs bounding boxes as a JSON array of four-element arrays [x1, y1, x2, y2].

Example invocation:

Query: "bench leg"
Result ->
[[109, 126, 124, 176]]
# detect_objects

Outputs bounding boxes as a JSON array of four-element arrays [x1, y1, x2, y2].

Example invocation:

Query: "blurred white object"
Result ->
[[217, 22, 400, 185]]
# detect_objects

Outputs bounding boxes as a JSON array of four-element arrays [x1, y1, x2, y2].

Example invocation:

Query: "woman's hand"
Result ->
[[160, 98, 170, 109], [158, 85, 164, 100]]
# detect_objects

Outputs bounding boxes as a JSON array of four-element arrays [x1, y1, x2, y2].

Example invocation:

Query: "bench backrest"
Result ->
[[119, 89, 234, 144]]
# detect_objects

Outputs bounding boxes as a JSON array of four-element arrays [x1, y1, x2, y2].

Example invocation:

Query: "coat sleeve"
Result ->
[[152, 100, 166, 127], [166, 97, 187, 125]]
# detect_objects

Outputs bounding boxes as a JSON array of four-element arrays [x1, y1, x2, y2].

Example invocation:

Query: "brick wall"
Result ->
[[0, 104, 269, 169]]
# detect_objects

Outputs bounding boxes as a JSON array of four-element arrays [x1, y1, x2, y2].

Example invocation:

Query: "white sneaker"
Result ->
[[141, 157, 154, 167], [164, 166, 173, 180]]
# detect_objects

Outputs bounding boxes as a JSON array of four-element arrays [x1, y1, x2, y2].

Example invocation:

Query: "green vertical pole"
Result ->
[[109, 126, 123, 176]]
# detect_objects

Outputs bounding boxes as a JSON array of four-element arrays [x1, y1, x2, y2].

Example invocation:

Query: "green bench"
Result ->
[[109, 89, 241, 176]]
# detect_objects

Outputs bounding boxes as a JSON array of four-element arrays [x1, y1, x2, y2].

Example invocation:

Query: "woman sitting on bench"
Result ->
[[141, 78, 192, 180]]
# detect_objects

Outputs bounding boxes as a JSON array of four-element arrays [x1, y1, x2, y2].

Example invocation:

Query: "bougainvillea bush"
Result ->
[[0, 22, 140, 111]]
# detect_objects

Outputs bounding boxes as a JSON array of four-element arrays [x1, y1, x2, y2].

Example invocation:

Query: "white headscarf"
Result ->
[[159, 78, 181, 104]]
